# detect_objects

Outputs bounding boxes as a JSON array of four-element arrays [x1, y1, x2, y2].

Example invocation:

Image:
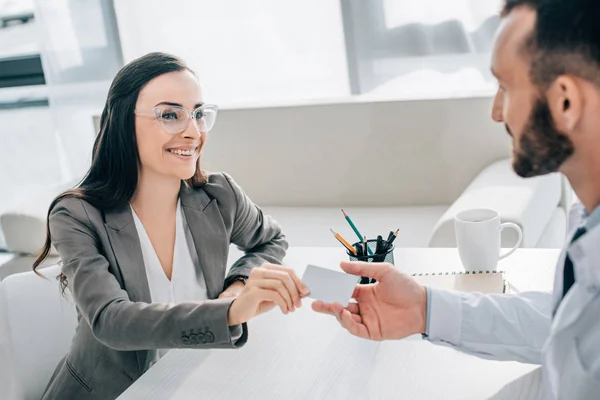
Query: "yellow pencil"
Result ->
[[330, 229, 357, 255]]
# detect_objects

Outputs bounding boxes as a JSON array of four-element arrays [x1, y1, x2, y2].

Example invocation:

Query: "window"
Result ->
[[0, 0, 45, 91], [114, 0, 502, 106], [343, 0, 502, 99], [114, 0, 350, 106]]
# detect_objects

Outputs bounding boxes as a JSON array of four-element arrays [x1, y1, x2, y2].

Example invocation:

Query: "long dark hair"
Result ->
[[33, 52, 207, 288]]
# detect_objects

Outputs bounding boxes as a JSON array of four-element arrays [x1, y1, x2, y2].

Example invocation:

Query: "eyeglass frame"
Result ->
[[134, 103, 218, 134]]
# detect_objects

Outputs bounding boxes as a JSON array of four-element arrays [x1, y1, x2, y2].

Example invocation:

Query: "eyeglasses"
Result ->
[[134, 104, 218, 134]]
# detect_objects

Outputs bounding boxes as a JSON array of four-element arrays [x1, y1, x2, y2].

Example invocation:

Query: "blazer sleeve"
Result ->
[[49, 197, 247, 351], [221, 172, 288, 289]]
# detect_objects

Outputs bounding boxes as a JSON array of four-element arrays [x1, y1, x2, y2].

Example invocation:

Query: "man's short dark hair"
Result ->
[[502, 0, 600, 89]]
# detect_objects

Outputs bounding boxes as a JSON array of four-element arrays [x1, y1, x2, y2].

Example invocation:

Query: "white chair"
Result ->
[[0, 265, 77, 400]]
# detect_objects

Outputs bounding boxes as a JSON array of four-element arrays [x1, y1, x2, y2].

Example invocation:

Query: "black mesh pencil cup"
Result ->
[[347, 240, 395, 284]]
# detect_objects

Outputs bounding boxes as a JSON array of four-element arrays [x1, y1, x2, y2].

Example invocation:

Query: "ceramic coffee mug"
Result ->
[[454, 209, 523, 271]]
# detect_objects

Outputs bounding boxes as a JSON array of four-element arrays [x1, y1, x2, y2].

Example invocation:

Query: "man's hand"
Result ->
[[219, 280, 246, 299], [312, 261, 427, 341]]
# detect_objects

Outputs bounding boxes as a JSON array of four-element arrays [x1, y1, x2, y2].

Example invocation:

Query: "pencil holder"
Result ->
[[347, 240, 395, 284]]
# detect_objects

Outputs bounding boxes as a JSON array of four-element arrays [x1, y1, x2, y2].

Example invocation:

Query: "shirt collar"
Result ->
[[584, 205, 600, 231]]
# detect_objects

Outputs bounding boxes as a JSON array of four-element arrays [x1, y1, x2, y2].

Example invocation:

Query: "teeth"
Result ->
[[169, 149, 195, 156]]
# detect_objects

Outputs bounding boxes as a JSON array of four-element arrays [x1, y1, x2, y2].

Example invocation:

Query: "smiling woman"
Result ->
[[30, 52, 307, 400]]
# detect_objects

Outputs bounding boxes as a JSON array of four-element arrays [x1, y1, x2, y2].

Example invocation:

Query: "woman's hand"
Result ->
[[227, 264, 310, 326], [218, 281, 246, 299]]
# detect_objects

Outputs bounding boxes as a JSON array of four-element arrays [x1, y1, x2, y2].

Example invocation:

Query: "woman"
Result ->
[[33, 52, 308, 399]]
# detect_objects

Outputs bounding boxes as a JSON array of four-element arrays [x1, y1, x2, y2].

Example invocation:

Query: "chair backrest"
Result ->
[[0, 265, 77, 400]]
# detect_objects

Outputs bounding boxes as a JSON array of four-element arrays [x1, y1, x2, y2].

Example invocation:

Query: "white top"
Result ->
[[131, 199, 208, 362]]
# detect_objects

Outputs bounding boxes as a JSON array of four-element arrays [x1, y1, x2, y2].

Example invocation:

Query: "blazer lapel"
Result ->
[[180, 185, 229, 299], [103, 203, 152, 373], [103, 204, 151, 304]]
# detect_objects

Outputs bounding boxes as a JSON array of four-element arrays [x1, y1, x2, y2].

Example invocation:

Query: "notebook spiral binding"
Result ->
[[411, 270, 505, 276]]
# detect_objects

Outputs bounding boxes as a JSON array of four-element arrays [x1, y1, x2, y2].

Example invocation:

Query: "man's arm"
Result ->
[[425, 288, 552, 364]]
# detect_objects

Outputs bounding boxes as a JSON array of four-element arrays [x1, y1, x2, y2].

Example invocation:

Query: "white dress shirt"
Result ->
[[131, 200, 208, 363], [425, 201, 600, 399]]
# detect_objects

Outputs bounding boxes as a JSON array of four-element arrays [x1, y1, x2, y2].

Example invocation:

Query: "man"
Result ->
[[313, 1, 600, 398]]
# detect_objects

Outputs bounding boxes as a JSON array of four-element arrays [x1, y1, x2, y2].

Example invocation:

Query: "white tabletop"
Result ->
[[118, 247, 560, 400]]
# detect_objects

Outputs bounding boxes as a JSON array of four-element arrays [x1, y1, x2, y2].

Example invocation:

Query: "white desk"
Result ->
[[118, 247, 560, 400]]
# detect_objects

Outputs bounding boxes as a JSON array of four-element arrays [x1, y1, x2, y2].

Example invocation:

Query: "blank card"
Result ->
[[301, 265, 358, 306]]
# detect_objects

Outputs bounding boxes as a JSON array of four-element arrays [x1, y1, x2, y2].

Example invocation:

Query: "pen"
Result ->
[[355, 242, 363, 257], [376, 235, 384, 255], [363, 236, 368, 259], [330, 229, 357, 255], [342, 209, 374, 255]]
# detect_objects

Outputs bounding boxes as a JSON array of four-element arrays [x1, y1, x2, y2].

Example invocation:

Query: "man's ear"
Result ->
[[546, 76, 583, 133]]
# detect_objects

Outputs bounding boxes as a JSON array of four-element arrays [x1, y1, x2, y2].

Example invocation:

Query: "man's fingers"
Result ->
[[351, 313, 363, 323], [340, 261, 392, 282], [312, 301, 359, 316], [346, 302, 359, 314], [339, 308, 369, 338], [311, 301, 334, 314], [331, 303, 369, 338]]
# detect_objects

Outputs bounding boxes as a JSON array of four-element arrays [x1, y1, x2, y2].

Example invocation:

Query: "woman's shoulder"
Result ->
[[184, 172, 245, 211], [205, 171, 232, 186], [50, 195, 105, 229], [191, 171, 239, 193], [52, 195, 94, 217]]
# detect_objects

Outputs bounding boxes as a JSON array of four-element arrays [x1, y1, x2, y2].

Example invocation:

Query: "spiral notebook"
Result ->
[[411, 271, 506, 294]]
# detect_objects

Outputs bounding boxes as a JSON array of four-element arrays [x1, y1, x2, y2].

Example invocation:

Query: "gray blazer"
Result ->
[[42, 172, 288, 399]]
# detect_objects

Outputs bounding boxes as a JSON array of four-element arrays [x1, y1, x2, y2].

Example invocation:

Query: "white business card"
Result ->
[[301, 264, 358, 306]]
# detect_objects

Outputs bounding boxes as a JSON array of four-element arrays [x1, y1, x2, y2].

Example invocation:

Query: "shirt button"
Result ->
[[197, 333, 206, 344], [206, 331, 215, 343]]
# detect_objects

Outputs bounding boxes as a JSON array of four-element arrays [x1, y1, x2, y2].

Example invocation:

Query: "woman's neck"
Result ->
[[130, 169, 180, 217]]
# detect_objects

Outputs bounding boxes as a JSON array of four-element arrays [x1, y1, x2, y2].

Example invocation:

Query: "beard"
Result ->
[[511, 97, 575, 178]]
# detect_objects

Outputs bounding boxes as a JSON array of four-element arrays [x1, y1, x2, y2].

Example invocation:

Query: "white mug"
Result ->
[[454, 209, 523, 272]]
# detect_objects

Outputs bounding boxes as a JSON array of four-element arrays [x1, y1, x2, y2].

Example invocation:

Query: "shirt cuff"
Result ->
[[425, 286, 432, 335], [229, 324, 243, 342], [423, 287, 463, 346]]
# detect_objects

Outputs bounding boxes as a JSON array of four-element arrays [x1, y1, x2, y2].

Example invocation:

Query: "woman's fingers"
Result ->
[[251, 268, 301, 308], [252, 278, 295, 312], [254, 288, 289, 315]]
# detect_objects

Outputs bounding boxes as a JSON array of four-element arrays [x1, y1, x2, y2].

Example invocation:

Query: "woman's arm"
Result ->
[[50, 197, 245, 351], [221, 173, 289, 290]]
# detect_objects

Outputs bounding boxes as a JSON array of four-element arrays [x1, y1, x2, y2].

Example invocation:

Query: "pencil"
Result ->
[[386, 230, 394, 242], [330, 229, 357, 255], [385, 229, 399, 252], [341, 209, 374, 255]]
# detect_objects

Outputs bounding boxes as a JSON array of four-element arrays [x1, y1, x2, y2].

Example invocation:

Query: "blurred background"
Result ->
[[0, 0, 510, 254]]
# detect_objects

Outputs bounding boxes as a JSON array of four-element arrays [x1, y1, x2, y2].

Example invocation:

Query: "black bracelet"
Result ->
[[225, 275, 247, 290]]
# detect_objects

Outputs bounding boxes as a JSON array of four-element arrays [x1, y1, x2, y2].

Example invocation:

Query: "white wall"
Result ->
[[0, 105, 60, 248], [203, 95, 512, 206]]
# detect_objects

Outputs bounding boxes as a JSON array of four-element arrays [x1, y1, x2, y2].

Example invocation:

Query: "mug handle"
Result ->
[[498, 222, 523, 260]]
